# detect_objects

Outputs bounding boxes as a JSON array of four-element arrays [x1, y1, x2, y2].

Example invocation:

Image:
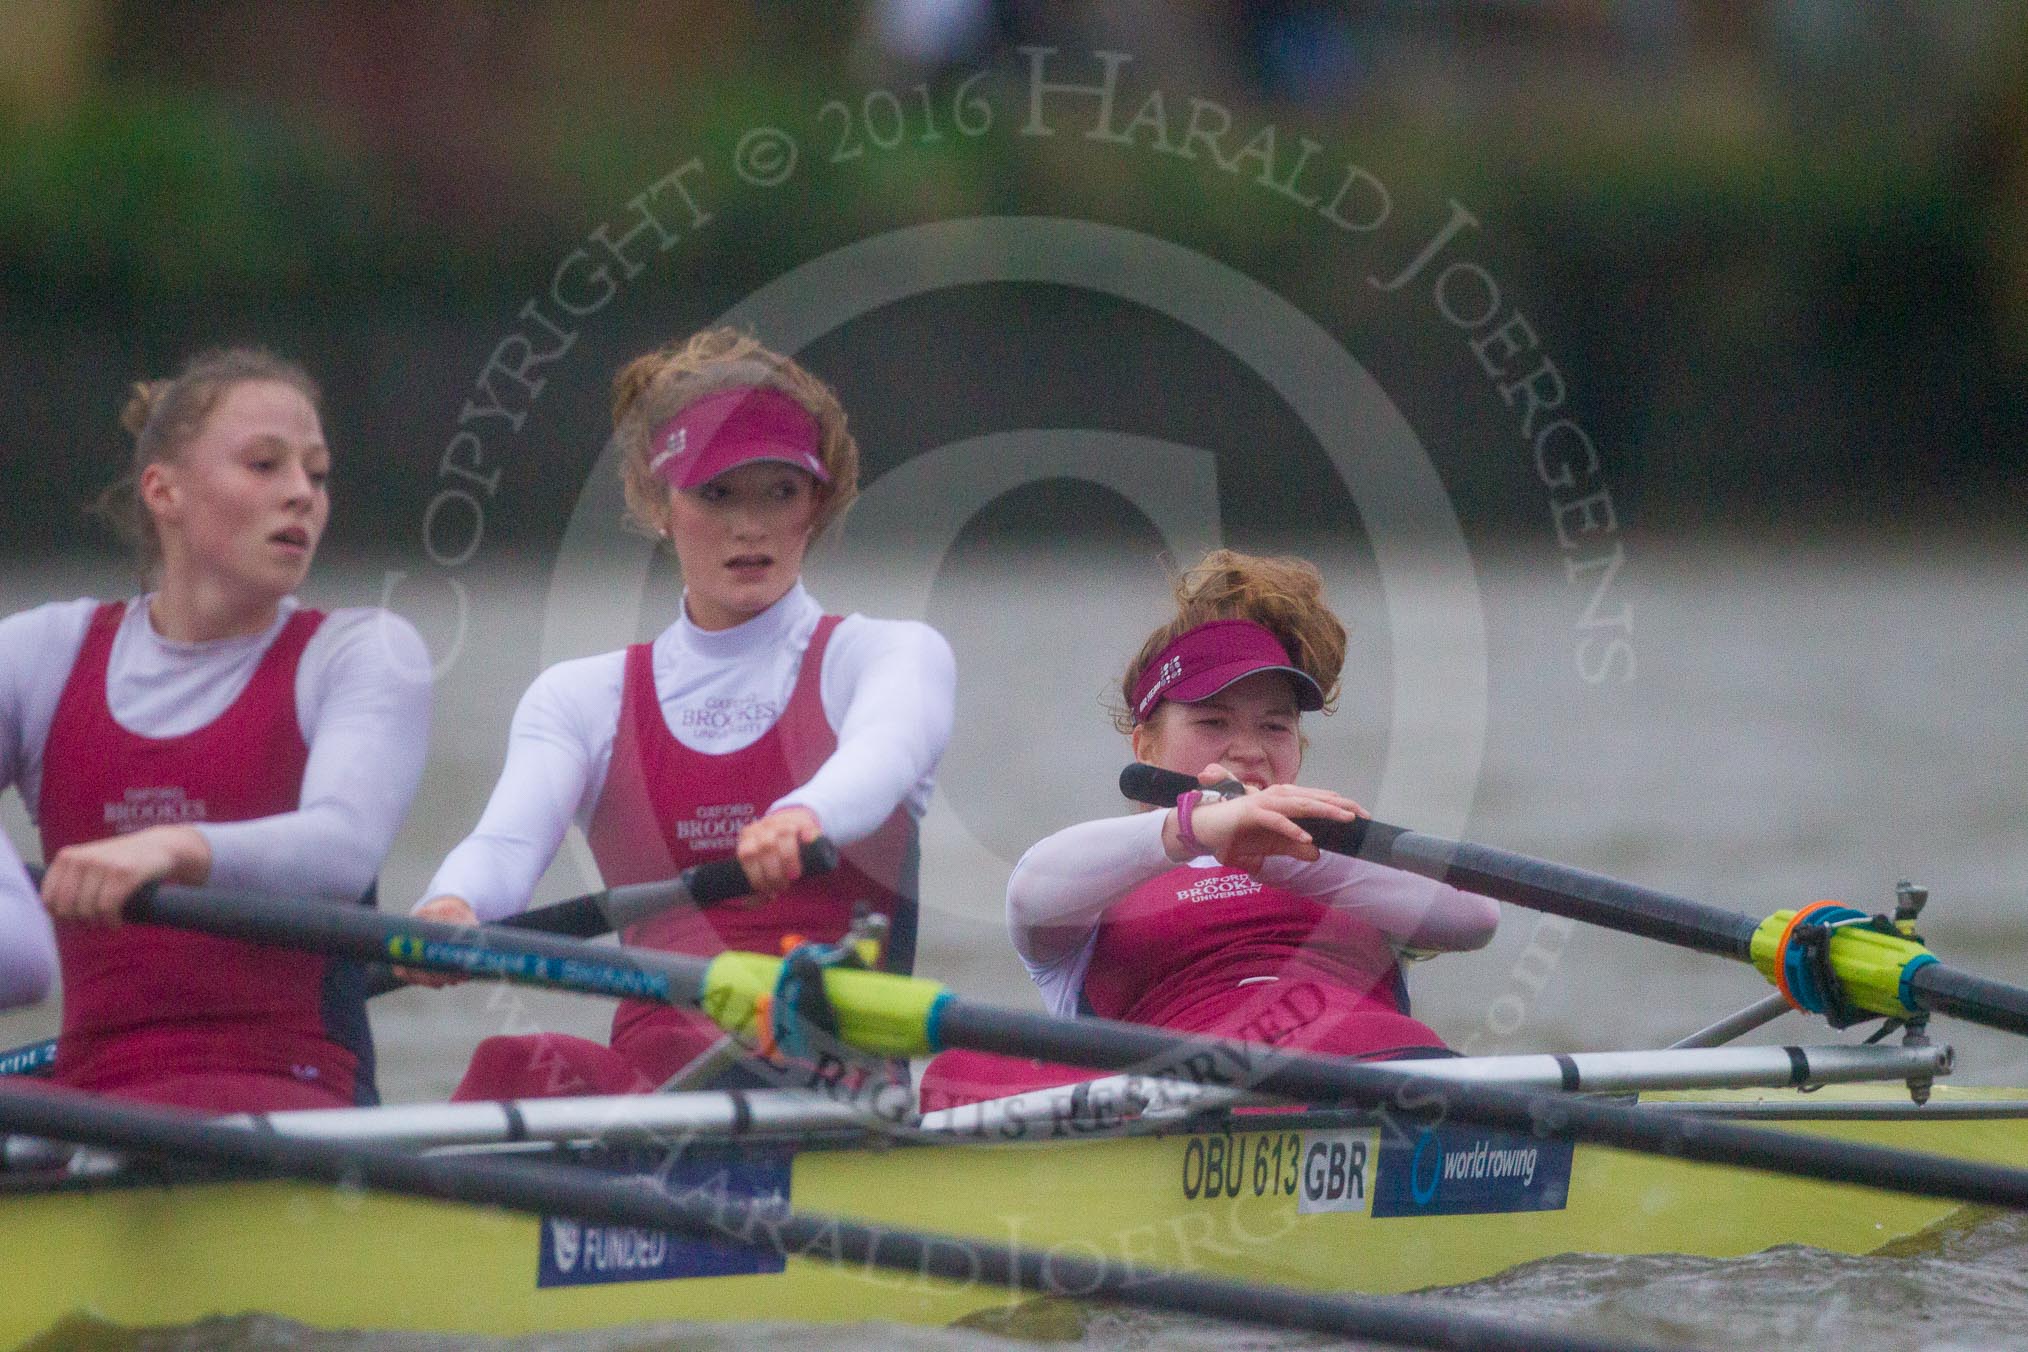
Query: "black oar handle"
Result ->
[[1118, 763, 1758, 957], [506, 838, 841, 937], [1118, 762, 1393, 855], [364, 838, 840, 994]]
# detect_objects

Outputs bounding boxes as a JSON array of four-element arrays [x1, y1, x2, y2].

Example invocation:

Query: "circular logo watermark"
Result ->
[[391, 49, 1639, 1216], [539, 217, 1488, 877]]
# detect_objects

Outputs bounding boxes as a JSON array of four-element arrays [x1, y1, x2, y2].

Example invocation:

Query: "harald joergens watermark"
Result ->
[[383, 46, 1632, 1158]]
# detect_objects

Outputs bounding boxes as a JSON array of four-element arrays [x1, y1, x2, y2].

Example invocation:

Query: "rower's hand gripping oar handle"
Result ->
[[1123, 762, 1763, 955], [503, 838, 842, 937], [1117, 763, 1399, 859]]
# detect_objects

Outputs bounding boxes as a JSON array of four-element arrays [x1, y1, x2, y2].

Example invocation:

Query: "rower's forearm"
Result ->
[[421, 831, 561, 923], [778, 630, 954, 843], [196, 812, 379, 901], [1405, 886, 1502, 951], [1266, 853, 1501, 951]]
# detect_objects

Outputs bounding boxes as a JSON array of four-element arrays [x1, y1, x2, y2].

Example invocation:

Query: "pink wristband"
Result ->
[[1175, 790, 1207, 857]]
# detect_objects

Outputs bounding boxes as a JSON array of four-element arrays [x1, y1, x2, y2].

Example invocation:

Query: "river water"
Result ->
[[5, 540, 2027, 1351]]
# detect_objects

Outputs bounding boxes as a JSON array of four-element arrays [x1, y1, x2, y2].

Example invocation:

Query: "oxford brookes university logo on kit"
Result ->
[[673, 802, 755, 854], [104, 786, 206, 834]]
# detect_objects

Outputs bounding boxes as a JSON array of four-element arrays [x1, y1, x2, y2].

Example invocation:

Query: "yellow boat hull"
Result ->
[[6, 1085, 2024, 1347]]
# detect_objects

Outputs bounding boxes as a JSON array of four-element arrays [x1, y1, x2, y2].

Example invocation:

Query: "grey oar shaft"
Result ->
[[599, 879, 697, 931], [234, 1089, 890, 1148], [125, 881, 713, 1005], [1910, 962, 2028, 1037], [1382, 829, 1761, 957], [920, 1045, 1948, 1141], [1118, 764, 1763, 957], [585, 839, 841, 934], [1407, 1043, 1949, 1093]]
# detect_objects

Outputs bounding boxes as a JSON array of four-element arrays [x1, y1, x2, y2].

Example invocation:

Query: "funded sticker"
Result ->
[[537, 1146, 792, 1287]]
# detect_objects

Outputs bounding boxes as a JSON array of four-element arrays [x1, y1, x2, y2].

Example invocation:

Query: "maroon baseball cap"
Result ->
[[1130, 619, 1326, 723], [647, 387, 829, 490]]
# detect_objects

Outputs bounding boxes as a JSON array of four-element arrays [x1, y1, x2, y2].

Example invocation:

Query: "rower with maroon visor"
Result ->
[[411, 328, 953, 1099], [919, 551, 1498, 1110]]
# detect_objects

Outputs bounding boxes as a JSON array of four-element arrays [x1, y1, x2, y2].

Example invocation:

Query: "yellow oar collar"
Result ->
[[1749, 902, 1939, 1026]]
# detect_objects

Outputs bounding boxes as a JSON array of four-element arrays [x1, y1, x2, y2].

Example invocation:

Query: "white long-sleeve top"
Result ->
[[422, 583, 955, 922], [0, 596, 432, 902], [1008, 810, 1501, 1019], [0, 830, 55, 1008]]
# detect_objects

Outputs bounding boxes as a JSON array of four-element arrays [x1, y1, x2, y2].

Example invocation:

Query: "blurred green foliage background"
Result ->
[[2, 0, 2024, 555]]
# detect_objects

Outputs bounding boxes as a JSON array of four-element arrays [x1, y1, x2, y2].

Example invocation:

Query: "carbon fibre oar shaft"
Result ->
[[123, 880, 708, 1003], [1907, 964, 2028, 1037], [1120, 763, 1755, 955], [15, 843, 835, 1006], [1119, 763, 2028, 1036], [0, 1085, 1660, 1352], [94, 878, 2028, 1213], [358, 837, 838, 995]]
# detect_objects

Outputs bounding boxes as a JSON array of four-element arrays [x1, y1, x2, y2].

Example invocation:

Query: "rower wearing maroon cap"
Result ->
[[411, 327, 954, 1099], [919, 550, 1497, 1110]]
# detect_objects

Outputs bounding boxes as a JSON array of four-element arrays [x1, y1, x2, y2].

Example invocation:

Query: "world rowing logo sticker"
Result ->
[[1371, 1123, 1574, 1217]]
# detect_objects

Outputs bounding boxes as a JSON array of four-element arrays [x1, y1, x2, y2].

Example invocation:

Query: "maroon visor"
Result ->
[[647, 387, 828, 490], [1129, 619, 1326, 723]]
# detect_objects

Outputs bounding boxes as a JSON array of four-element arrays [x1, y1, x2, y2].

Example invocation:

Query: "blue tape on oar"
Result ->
[[381, 934, 673, 1002], [1899, 952, 1941, 1016], [0, 1039, 55, 1078]]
